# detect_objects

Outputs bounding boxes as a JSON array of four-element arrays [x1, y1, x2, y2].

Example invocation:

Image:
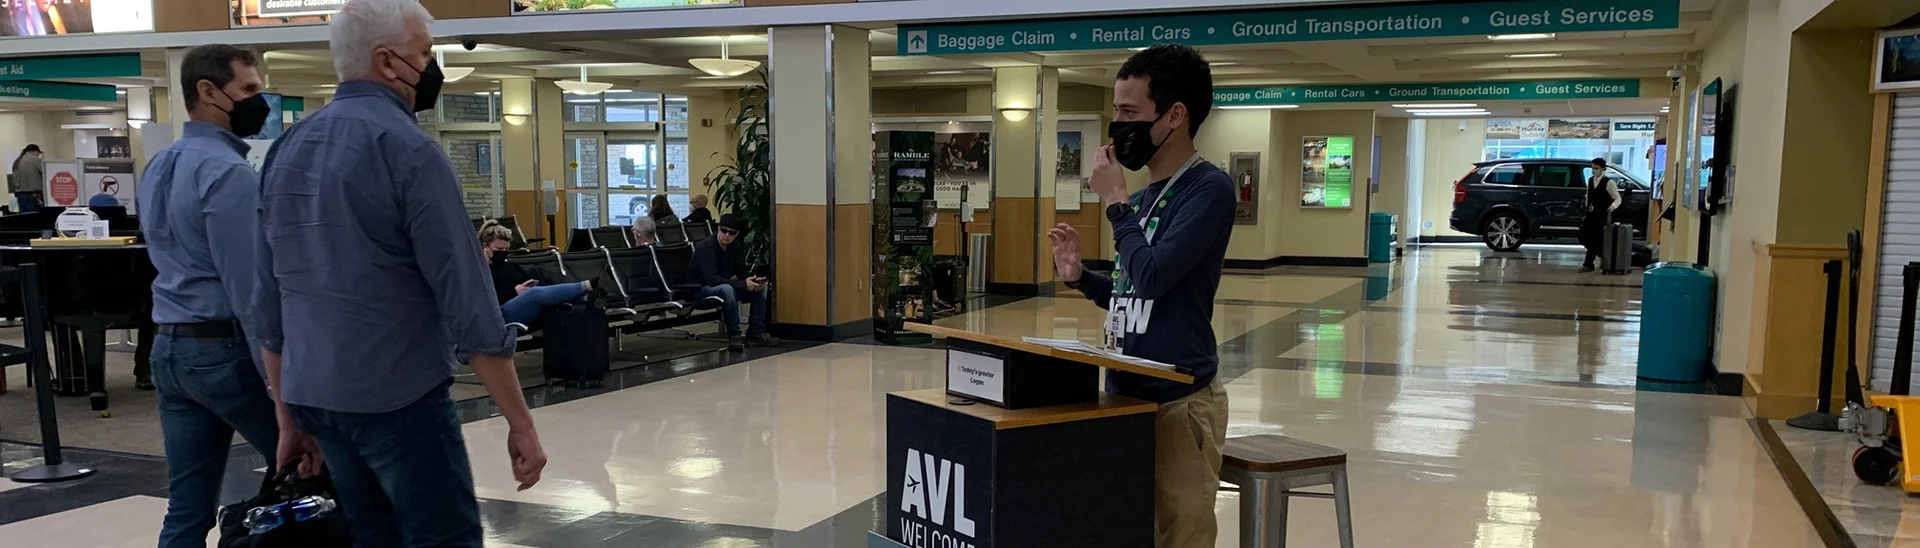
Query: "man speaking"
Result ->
[[1046, 44, 1234, 548]]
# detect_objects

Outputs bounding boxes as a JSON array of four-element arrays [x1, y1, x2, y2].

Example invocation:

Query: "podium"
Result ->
[[883, 323, 1195, 548]]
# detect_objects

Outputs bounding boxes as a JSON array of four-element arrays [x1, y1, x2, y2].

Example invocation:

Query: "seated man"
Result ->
[[691, 214, 775, 351], [631, 216, 658, 247], [480, 221, 590, 329]]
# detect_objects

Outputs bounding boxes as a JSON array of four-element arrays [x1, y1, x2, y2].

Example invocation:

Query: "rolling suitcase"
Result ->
[[539, 303, 610, 388], [1601, 223, 1633, 275]]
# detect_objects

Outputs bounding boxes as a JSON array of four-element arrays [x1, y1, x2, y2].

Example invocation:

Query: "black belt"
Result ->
[[158, 321, 239, 339]]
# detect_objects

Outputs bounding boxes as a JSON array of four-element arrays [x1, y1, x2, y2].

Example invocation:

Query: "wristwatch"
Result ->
[[1105, 202, 1131, 224]]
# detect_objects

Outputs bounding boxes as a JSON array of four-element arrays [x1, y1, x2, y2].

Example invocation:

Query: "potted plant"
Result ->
[[705, 78, 772, 270]]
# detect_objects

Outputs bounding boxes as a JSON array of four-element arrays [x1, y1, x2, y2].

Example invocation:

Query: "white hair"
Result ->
[[328, 0, 434, 81]]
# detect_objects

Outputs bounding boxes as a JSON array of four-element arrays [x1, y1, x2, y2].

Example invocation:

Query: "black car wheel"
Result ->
[[1482, 212, 1527, 253]]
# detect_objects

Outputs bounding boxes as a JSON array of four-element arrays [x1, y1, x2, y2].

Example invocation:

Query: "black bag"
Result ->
[[217, 465, 351, 548], [1602, 223, 1634, 275], [1631, 243, 1655, 268], [540, 302, 609, 388]]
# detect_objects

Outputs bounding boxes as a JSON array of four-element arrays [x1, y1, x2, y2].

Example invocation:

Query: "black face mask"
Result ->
[[1108, 108, 1170, 171], [218, 90, 271, 138], [395, 55, 445, 113]]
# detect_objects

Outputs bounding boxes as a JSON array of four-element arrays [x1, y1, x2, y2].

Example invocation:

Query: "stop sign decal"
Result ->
[[48, 171, 78, 205]]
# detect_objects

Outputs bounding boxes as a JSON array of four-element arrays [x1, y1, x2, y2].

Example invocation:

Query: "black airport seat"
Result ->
[[684, 221, 713, 243], [588, 226, 633, 250], [607, 246, 673, 306], [657, 221, 689, 246], [650, 242, 707, 300], [504, 249, 568, 286]]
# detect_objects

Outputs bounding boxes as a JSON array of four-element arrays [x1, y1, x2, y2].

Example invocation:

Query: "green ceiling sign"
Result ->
[[0, 81, 119, 102], [0, 53, 141, 82], [898, 0, 1678, 55], [1215, 80, 1642, 105]]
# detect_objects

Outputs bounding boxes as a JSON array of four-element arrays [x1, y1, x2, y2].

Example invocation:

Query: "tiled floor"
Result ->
[[1771, 419, 1920, 547], [0, 245, 1838, 546]]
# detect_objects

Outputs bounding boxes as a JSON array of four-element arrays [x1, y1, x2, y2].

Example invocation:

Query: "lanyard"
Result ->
[[1135, 152, 1204, 244]]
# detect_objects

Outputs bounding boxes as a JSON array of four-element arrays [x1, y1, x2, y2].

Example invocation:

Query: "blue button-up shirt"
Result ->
[[139, 121, 260, 337], [255, 81, 513, 413]]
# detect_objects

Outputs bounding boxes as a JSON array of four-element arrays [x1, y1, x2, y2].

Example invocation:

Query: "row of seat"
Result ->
[[503, 242, 725, 348], [570, 220, 714, 252]]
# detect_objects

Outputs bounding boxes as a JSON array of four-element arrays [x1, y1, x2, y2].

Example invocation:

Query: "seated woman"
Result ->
[[649, 194, 681, 225], [480, 220, 591, 329]]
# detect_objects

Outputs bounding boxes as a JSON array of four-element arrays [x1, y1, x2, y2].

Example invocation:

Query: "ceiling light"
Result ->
[[317, 84, 337, 88], [1406, 108, 1490, 114], [1489, 33, 1556, 41], [1505, 53, 1562, 59], [115, 90, 126, 95], [689, 36, 761, 78], [435, 51, 474, 83], [555, 66, 614, 95], [1129, 47, 1148, 51], [1392, 103, 1477, 109], [999, 107, 1032, 122], [1410, 110, 1491, 116], [926, 70, 966, 75], [1210, 62, 1238, 67], [1219, 105, 1299, 110]]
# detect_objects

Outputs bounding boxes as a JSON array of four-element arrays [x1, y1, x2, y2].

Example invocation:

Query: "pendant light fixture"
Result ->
[[437, 50, 474, 83], [555, 65, 614, 95], [688, 35, 761, 78]]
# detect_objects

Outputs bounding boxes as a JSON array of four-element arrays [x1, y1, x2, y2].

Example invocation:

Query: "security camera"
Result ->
[[461, 40, 479, 51]]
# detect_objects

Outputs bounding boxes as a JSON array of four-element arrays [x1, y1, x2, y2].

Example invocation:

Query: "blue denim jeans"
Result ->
[[500, 281, 589, 326], [14, 191, 38, 211], [286, 382, 480, 547], [153, 333, 280, 548], [695, 283, 768, 337]]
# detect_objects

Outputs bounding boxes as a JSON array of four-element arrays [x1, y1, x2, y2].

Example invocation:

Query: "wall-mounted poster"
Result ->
[[1486, 119, 1548, 140], [1301, 136, 1354, 208], [513, 0, 737, 13], [1547, 119, 1611, 139], [934, 131, 990, 210], [233, 0, 338, 26], [1229, 152, 1259, 225], [79, 158, 136, 209], [96, 136, 130, 159], [1054, 131, 1085, 211], [1876, 28, 1920, 92], [1, 0, 151, 36]]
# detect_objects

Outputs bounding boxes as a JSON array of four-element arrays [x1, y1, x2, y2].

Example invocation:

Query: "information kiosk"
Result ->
[[883, 323, 1194, 548]]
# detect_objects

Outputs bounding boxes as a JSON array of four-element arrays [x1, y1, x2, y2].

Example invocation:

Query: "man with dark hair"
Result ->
[[691, 213, 775, 351], [137, 43, 280, 548], [1046, 43, 1234, 548]]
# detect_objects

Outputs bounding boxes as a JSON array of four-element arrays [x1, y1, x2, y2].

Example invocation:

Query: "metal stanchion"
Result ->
[[1892, 262, 1920, 396], [1788, 260, 1846, 431], [9, 263, 95, 483]]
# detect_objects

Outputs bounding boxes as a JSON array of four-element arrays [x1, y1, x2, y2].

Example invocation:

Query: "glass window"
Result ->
[[606, 140, 657, 189], [566, 102, 602, 123], [566, 136, 601, 189], [441, 93, 497, 123], [667, 139, 690, 191], [1481, 164, 1527, 185], [572, 193, 602, 229], [603, 91, 662, 122], [664, 94, 689, 132], [1531, 165, 1579, 188], [609, 192, 650, 228]]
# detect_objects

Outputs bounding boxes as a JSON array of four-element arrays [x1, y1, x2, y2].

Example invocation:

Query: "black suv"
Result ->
[[1449, 158, 1651, 252]]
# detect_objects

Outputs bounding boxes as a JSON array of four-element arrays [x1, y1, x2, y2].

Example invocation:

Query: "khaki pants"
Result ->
[[1155, 379, 1229, 548]]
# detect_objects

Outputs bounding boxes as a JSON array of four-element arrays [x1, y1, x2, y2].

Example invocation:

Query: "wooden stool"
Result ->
[[1220, 435, 1353, 548]]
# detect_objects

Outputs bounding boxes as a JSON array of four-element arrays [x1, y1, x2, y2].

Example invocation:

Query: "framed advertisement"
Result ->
[[1300, 136, 1354, 208], [1229, 152, 1259, 225], [1876, 27, 1920, 92], [1054, 131, 1085, 211]]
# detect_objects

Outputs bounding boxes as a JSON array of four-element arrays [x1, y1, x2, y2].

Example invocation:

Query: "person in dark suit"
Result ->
[[685, 194, 714, 224]]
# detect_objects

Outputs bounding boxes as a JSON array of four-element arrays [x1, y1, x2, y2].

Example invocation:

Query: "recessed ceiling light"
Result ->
[[926, 70, 966, 75], [1505, 53, 1562, 59], [1210, 62, 1238, 67], [1393, 103, 1477, 109], [1489, 33, 1556, 41], [1411, 110, 1491, 116], [1129, 47, 1147, 51], [115, 90, 126, 95], [1219, 104, 1299, 110]]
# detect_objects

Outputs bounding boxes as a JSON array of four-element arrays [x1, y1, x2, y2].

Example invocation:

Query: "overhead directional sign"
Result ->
[[0, 53, 141, 82], [0, 81, 121, 103], [1215, 80, 1643, 106], [899, 0, 1679, 55]]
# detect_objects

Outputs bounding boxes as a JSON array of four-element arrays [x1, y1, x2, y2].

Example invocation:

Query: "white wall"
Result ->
[[1417, 118, 1486, 239]]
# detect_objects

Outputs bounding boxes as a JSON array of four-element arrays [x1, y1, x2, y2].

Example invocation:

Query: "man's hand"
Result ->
[[1091, 145, 1128, 206], [745, 277, 766, 292], [515, 279, 538, 295], [275, 425, 325, 477], [508, 425, 546, 491], [1047, 223, 1084, 283]]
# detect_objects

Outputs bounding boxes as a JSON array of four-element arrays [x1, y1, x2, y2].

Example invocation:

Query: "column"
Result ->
[[988, 66, 1059, 296], [532, 79, 564, 243], [499, 78, 540, 237], [768, 25, 872, 341], [164, 48, 189, 138]]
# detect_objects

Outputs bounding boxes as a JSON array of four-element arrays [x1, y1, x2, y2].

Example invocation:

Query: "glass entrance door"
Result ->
[[606, 134, 660, 228], [565, 133, 605, 229], [440, 132, 504, 218]]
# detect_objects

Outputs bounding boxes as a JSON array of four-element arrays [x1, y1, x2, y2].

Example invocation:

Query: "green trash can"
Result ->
[[1638, 263, 1717, 382], [1368, 212, 1397, 263]]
